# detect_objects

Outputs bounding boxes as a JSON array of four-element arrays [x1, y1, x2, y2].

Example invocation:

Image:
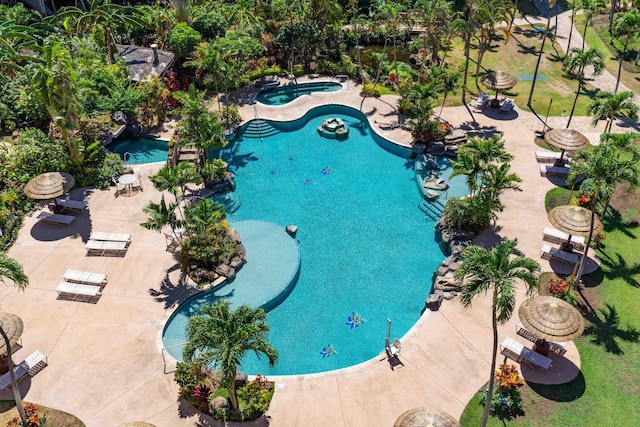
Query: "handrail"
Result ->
[[161, 342, 186, 374], [253, 103, 263, 141]]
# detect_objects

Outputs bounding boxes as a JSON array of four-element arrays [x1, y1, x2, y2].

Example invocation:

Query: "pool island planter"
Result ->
[[317, 118, 349, 140]]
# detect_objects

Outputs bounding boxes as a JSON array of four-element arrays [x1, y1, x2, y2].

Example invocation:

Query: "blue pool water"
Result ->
[[108, 138, 169, 164], [163, 105, 467, 375], [256, 82, 342, 105]]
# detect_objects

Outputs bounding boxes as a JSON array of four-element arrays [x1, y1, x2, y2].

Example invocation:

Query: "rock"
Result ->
[[112, 110, 127, 125], [426, 293, 444, 310], [230, 256, 244, 269], [443, 291, 457, 300], [436, 265, 450, 277], [236, 243, 246, 259], [285, 224, 299, 238], [216, 264, 236, 281], [427, 142, 445, 155], [211, 397, 228, 409], [227, 228, 241, 242]]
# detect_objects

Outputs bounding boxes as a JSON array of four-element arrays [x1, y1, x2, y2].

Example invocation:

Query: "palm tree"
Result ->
[[414, 0, 453, 66], [141, 195, 183, 243], [472, 0, 511, 90], [612, 9, 640, 93], [527, 0, 555, 108], [183, 300, 278, 411], [577, 0, 605, 50], [562, 47, 605, 128], [438, 68, 461, 116], [49, 0, 147, 64], [0, 19, 40, 81], [376, 1, 406, 90], [185, 200, 227, 234], [0, 253, 29, 424], [567, 141, 639, 284], [171, 0, 192, 23], [587, 90, 638, 132], [454, 239, 540, 427], [29, 37, 81, 162]]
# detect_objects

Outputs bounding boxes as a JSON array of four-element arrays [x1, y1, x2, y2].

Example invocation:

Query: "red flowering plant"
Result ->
[[548, 277, 578, 305], [162, 71, 190, 109], [577, 193, 591, 207], [495, 363, 525, 390]]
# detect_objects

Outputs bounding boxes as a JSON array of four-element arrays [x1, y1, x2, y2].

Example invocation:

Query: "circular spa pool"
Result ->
[[256, 81, 342, 105], [162, 105, 468, 375]]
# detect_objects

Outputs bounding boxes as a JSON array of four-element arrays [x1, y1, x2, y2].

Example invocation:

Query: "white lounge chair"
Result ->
[[37, 212, 76, 228], [85, 240, 128, 256], [540, 244, 582, 265], [471, 93, 490, 111], [542, 227, 585, 251], [540, 164, 570, 177], [516, 322, 567, 356], [500, 98, 514, 112], [386, 338, 402, 358], [54, 198, 86, 213], [0, 350, 48, 390], [56, 282, 102, 301], [535, 151, 570, 163], [89, 232, 131, 243], [63, 269, 107, 286], [500, 336, 552, 370]]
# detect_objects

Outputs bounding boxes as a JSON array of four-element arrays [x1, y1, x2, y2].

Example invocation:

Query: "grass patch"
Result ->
[[0, 401, 85, 426], [460, 185, 640, 427], [545, 187, 572, 211], [534, 136, 561, 151]]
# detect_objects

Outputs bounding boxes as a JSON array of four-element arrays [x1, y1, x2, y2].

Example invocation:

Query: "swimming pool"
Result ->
[[108, 138, 169, 164], [163, 105, 468, 375], [256, 82, 342, 105]]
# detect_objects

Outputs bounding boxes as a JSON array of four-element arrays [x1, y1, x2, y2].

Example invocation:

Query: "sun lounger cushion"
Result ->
[[500, 99, 514, 112], [542, 227, 585, 251], [56, 281, 101, 298], [89, 232, 131, 243], [500, 337, 552, 370], [540, 244, 581, 264], [516, 322, 566, 355], [535, 151, 570, 163], [37, 212, 76, 227], [540, 164, 570, 177], [63, 269, 107, 285], [85, 239, 128, 255], [0, 350, 47, 390], [55, 198, 86, 212]]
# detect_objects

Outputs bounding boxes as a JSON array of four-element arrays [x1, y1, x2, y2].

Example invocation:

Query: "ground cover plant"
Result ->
[[0, 401, 85, 426]]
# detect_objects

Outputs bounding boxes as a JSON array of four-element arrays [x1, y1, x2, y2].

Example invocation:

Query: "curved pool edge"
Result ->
[[255, 81, 344, 106], [157, 220, 301, 365]]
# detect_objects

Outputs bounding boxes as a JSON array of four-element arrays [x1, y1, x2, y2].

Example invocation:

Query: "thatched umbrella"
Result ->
[[118, 423, 156, 427], [481, 71, 518, 100], [544, 129, 590, 166], [548, 205, 603, 250], [0, 313, 24, 356], [519, 296, 585, 342], [23, 172, 75, 207], [394, 408, 460, 427]]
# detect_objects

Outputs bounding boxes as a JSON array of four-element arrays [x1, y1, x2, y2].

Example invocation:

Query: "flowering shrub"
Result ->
[[578, 193, 591, 207], [548, 277, 578, 306], [479, 364, 525, 421], [237, 374, 273, 418], [6, 403, 46, 427], [162, 71, 190, 93], [495, 363, 525, 389]]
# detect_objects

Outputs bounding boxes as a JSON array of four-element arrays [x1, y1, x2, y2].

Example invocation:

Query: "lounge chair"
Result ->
[[540, 164, 570, 177], [542, 227, 585, 251], [500, 98, 514, 113], [85, 239, 128, 256], [540, 244, 581, 265], [56, 282, 102, 301], [37, 212, 75, 228], [386, 338, 402, 358], [535, 151, 570, 163], [470, 93, 489, 112], [0, 350, 48, 390], [54, 198, 86, 213], [89, 232, 131, 243], [63, 269, 108, 286], [500, 336, 552, 370], [516, 322, 567, 356]]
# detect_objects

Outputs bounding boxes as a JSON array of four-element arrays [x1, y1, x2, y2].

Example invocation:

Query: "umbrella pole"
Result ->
[[555, 149, 566, 167]]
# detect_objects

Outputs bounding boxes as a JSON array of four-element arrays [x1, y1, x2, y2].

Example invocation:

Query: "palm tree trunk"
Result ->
[[615, 40, 628, 93], [575, 192, 599, 284], [527, 14, 552, 108], [440, 93, 448, 116], [462, 0, 474, 104], [229, 382, 239, 410], [0, 328, 26, 423], [608, 0, 617, 34], [480, 293, 499, 427], [582, 20, 588, 50], [566, 80, 581, 128], [567, 7, 576, 55]]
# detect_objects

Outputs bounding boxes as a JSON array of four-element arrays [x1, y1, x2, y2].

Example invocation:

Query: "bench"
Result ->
[[54, 198, 86, 213], [85, 240, 128, 256], [516, 322, 566, 356], [89, 232, 131, 243], [0, 350, 48, 390], [535, 151, 570, 163], [500, 337, 552, 370], [540, 164, 570, 177], [56, 282, 101, 301], [540, 244, 581, 265], [37, 212, 76, 228], [63, 269, 107, 286], [542, 227, 585, 251]]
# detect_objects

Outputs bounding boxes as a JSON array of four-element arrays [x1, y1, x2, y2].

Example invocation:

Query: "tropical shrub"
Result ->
[[220, 104, 241, 130], [360, 83, 381, 98], [6, 403, 46, 427], [192, 5, 227, 39], [138, 76, 173, 129], [9, 129, 71, 183], [236, 374, 273, 419], [480, 364, 525, 422], [179, 227, 238, 282], [201, 159, 228, 181], [169, 23, 202, 59], [243, 62, 283, 82], [78, 115, 113, 144], [92, 153, 125, 189], [548, 277, 578, 306], [316, 56, 358, 79]]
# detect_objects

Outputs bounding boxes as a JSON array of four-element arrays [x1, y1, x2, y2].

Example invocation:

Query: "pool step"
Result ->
[[242, 120, 280, 138], [419, 199, 444, 221], [210, 191, 241, 214]]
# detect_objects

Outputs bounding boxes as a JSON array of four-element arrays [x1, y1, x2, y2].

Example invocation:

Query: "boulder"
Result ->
[[285, 224, 299, 238], [230, 256, 244, 269], [211, 397, 228, 409]]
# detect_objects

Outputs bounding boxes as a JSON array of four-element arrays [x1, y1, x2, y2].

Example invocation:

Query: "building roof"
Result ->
[[117, 44, 176, 82]]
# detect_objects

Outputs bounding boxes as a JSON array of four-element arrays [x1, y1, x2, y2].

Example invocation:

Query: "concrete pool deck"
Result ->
[[2, 83, 608, 426]]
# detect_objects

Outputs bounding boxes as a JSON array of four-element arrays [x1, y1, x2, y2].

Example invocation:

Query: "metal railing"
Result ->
[[161, 342, 186, 374]]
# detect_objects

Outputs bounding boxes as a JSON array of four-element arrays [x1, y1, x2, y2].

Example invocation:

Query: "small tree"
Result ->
[[170, 23, 202, 60]]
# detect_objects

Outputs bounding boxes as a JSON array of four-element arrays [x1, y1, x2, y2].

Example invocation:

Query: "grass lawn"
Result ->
[[0, 401, 85, 426], [572, 14, 640, 95], [460, 184, 640, 426], [441, 25, 595, 116]]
